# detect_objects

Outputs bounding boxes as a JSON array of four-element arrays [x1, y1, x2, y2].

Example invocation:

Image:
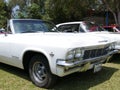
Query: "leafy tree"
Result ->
[[0, 0, 8, 28], [8, 0, 26, 9], [26, 3, 42, 19], [7, 0, 26, 18], [45, 0, 97, 23], [32, 0, 46, 13], [7, 0, 45, 19]]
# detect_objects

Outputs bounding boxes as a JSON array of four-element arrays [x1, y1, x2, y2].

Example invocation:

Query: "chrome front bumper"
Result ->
[[56, 50, 118, 77], [115, 45, 120, 53], [57, 50, 118, 68]]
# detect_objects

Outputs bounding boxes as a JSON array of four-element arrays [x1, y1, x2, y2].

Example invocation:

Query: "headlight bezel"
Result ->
[[109, 42, 116, 51], [66, 48, 84, 62]]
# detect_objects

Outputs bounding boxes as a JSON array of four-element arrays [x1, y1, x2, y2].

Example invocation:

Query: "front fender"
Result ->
[[21, 47, 58, 75]]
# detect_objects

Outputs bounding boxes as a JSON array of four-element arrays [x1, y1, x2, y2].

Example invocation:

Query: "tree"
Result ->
[[7, 0, 45, 19], [26, 3, 42, 19], [45, 0, 98, 23], [0, 0, 8, 28], [8, 0, 26, 9], [7, 0, 26, 18], [32, 0, 46, 13], [101, 0, 120, 25]]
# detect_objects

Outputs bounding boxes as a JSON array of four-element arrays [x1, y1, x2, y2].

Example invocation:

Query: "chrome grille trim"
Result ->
[[83, 46, 109, 59]]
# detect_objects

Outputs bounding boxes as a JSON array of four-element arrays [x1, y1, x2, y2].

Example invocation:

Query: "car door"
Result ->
[[0, 34, 22, 67]]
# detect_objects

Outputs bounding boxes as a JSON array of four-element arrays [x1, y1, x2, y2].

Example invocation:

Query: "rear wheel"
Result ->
[[29, 55, 57, 88]]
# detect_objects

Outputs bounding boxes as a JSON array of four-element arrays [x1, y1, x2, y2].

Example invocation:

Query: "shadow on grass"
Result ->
[[52, 66, 118, 90], [0, 63, 30, 81], [0, 62, 118, 90], [109, 54, 120, 64]]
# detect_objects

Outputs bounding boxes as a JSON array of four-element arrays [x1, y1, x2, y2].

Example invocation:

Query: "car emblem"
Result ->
[[98, 40, 108, 43]]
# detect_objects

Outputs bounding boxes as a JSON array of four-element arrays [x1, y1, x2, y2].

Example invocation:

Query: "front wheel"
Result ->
[[29, 55, 57, 88]]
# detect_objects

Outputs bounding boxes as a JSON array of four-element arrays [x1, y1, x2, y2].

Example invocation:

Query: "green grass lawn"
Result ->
[[0, 55, 120, 90]]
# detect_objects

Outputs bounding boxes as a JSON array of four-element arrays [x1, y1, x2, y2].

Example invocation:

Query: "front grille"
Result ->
[[83, 46, 109, 59]]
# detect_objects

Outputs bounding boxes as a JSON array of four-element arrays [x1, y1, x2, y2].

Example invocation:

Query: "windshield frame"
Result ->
[[12, 19, 58, 34]]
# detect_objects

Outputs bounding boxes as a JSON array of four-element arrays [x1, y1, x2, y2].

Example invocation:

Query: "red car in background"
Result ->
[[103, 25, 120, 32]]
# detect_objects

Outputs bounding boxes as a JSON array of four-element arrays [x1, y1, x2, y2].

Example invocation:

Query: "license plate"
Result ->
[[94, 64, 102, 73]]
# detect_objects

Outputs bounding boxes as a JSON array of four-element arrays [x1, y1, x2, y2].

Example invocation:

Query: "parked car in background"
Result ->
[[56, 21, 107, 33], [56, 21, 120, 51], [0, 19, 117, 88], [103, 25, 120, 32]]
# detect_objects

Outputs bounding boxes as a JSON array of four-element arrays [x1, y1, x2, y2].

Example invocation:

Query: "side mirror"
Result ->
[[0, 28, 7, 36], [0, 28, 5, 33]]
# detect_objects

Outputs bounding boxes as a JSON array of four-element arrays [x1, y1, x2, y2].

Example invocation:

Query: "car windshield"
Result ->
[[80, 21, 105, 32], [13, 20, 58, 33]]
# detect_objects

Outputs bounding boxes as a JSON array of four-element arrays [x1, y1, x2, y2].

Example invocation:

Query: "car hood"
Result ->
[[88, 31, 120, 42], [7, 32, 111, 48]]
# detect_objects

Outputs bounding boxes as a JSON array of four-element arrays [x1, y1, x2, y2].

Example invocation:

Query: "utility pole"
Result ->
[[105, 9, 109, 26]]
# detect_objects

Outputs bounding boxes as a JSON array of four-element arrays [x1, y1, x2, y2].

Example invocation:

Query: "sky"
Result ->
[[4, 0, 9, 3]]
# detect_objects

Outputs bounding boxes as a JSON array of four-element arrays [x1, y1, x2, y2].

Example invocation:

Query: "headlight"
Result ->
[[74, 48, 82, 59], [66, 48, 83, 61], [66, 50, 74, 60]]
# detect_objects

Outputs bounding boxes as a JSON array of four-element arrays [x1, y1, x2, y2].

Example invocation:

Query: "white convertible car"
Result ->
[[0, 19, 117, 88], [56, 21, 120, 51]]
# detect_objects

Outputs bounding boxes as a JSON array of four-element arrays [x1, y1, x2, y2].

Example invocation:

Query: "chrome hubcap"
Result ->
[[33, 62, 47, 83]]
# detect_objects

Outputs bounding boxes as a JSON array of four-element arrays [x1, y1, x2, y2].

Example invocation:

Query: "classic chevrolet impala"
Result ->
[[0, 19, 117, 88]]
